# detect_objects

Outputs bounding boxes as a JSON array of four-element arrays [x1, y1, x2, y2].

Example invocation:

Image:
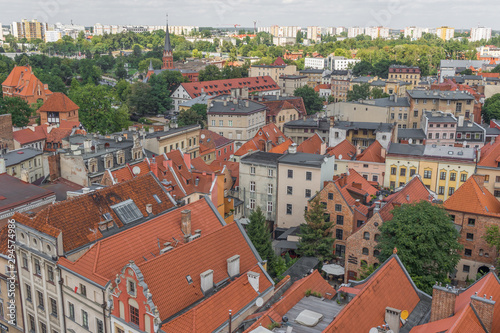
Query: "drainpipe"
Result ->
[[101, 289, 108, 333], [57, 267, 67, 332]]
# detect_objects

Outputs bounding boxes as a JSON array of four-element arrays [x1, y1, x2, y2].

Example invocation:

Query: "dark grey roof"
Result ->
[[208, 99, 267, 115], [407, 90, 475, 100], [387, 143, 425, 156], [397, 129, 426, 140], [299, 69, 324, 74], [423, 145, 475, 159], [371, 96, 411, 107], [144, 124, 200, 139], [370, 80, 386, 87], [2, 148, 43, 167], [284, 118, 330, 131], [280, 75, 307, 79], [330, 70, 349, 76], [486, 77, 500, 82], [424, 111, 456, 123], [482, 126, 500, 136], [278, 152, 328, 167], [456, 121, 485, 133], [351, 76, 372, 83], [440, 60, 489, 68], [333, 121, 393, 132], [463, 75, 482, 80], [164, 24, 172, 52], [282, 257, 320, 283], [240, 151, 282, 165]]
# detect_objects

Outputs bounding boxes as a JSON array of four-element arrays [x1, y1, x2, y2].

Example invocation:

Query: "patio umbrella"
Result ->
[[322, 264, 345, 276]]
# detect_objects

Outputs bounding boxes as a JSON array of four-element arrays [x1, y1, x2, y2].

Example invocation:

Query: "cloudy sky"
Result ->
[[1, 0, 499, 29]]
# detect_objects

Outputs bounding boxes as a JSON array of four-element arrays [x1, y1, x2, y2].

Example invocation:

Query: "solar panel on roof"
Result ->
[[111, 199, 143, 224]]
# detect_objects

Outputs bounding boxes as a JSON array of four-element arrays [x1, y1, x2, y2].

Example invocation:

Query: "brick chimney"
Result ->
[[181, 210, 192, 237], [470, 292, 495, 333], [430, 284, 458, 322], [183, 151, 191, 170], [150, 156, 158, 178]]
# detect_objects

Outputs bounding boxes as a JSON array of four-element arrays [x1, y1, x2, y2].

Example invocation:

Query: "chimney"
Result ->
[[0, 158, 5, 174], [181, 210, 192, 237], [145, 204, 153, 215], [164, 124, 169, 132], [374, 201, 381, 213], [195, 177, 200, 186], [458, 116, 464, 127], [233, 98, 238, 105], [83, 139, 92, 153], [227, 255, 240, 278], [394, 94, 398, 103], [472, 175, 485, 190], [20, 169, 29, 183], [245, 100, 250, 108], [470, 293, 495, 333], [200, 269, 214, 294], [392, 125, 399, 143], [183, 151, 192, 169], [150, 156, 158, 178], [356, 145, 362, 156], [430, 283, 458, 322], [242, 86, 249, 99], [223, 100, 227, 107], [288, 143, 298, 154], [330, 116, 335, 128], [247, 271, 260, 293], [385, 307, 402, 333], [381, 147, 387, 159]]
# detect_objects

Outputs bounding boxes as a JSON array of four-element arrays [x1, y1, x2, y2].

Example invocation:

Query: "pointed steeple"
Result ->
[[164, 14, 172, 52], [148, 59, 154, 71]]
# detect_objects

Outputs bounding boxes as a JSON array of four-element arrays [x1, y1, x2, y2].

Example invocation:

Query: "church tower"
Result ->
[[162, 17, 174, 70]]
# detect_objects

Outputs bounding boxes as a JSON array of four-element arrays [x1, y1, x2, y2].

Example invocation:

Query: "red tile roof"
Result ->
[[13, 173, 175, 253], [46, 127, 73, 144], [38, 92, 79, 113], [356, 140, 385, 163], [444, 175, 500, 217], [181, 76, 279, 99], [244, 270, 336, 332], [297, 133, 324, 154], [261, 97, 307, 117], [1, 65, 52, 98], [478, 139, 500, 168], [327, 139, 356, 160], [210, 160, 240, 187], [325, 256, 422, 332], [234, 123, 288, 156], [378, 176, 435, 221], [58, 198, 224, 286], [199, 129, 233, 156], [272, 56, 286, 66], [137, 222, 267, 321], [269, 138, 293, 154], [314, 84, 331, 92], [12, 125, 48, 145]]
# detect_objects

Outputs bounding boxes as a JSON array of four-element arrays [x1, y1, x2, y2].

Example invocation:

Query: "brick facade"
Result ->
[[430, 285, 458, 322], [0, 113, 14, 152]]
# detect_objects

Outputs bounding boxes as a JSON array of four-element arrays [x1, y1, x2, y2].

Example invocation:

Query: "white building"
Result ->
[[348, 27, 364, 38], [364, 27, 389, 39], [470, 26, 492, 42], [307, 26, 322, 43], [44, 30, 61, 42], [0, 22, 3, 41], [436, 26, 455, 41], [273, 36, 296, 46], [336, 27, 346, 35], [404, 26, 429, 40], [93, 23, 126, 35], [304, 57, 327, 70], [327, 56, 360, 71]]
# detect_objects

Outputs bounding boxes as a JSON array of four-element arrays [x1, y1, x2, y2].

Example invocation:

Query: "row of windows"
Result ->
[[287, 170, 313, 180], [249, 199, 274, 213], [68, 301, 104, 332], [25, 284, 58, 317], [428, 132, 455, 140], [439, 171, 467, 182], [21, 254, 55, 282]]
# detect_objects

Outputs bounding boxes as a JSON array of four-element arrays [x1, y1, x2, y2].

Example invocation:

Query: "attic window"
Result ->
[[186, 275, 193, 284], [103, 212, 112, 221], [153, 194, 162, 204], [111, 199, 143, 224]]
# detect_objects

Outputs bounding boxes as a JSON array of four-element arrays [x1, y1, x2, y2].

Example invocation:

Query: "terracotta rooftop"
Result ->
[[12, 125, 48, 145], [58, 198, 224, 286], [1, 65, 52, 98], [297, 133, 324, 154], [314, 83, 332, 92], [261, 97, 307, 117], [244, 270, 336, 332], [136, 222, 268, 322], [38, 92, 79, 113], [269, 138, 293, 154], [478, 139, 500, 168], [180, 76, 279, 99], [13, 173, 175, 253], [356, 140, 385, 163], [234, 123, 288, 156], [444, 175, 500, 217], [327, 139, 356, 160], [326, 255, 426, 332], [273, 56, 286, 66], [199, 129, 233, 156]]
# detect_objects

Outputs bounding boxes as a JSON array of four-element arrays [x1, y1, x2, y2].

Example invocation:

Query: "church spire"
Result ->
[[164, 14, 172, 53], [148, 59, 153, 71], [162, 13, 174, 70]]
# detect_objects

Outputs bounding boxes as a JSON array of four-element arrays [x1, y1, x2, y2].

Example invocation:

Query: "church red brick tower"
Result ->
[[162, 18, 174, 70]]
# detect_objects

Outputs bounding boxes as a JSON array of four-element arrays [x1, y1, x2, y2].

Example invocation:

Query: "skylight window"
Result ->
[[103, 212, 112, 221], [186, 275, 193, 284], [111, 199, 143, 224], [153, 194, 162, 204]]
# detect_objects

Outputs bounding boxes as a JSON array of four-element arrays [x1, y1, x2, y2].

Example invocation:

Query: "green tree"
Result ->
[[296, 31, 304, 44], [115, 62, 128, 80], [246, 207, 275, 270], [138, 58, 162, 72], [198, 64, 222, 81], [0, 97, 34, 127], [347, 83, 371, 101], [177, 108, 203, 127], [371, 88, 390, 99], [377, 201, 462, 294], [115, 79, 131, 102], [352, 61, 374, 77], [484, 225, 500, 270], [128, 81, 156, 115], [358, 263, 376, 280], [492, 64, 500, 73], [460, 68, 473, 75], [79, 59, 102, 85], [293, 86, 323, 114], [190, 103, 208, 124], [482, 93, 500, 123], [297, 195, 334, 261]]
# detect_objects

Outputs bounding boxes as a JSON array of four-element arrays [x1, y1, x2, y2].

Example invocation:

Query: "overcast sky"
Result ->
[[1, 0, 499, 30]]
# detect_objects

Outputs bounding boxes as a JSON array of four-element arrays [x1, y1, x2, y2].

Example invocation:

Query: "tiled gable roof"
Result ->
[[356, 140, 385, 163], [478, 139, 500, 168], [13, 173, 175, 253], [297, 133, 324, 154], [326, 255, 423, 332], [327, 139, 356, 159], [199, 129, 232, 155], [58, 198, 224, 286], [37, 92, 79, 113], [269, 138, 293, 154], [137, 222, 264, 321], [444, 175, 500, 217], [333, 169, 378, 198], [314, 83, 331, 91], [1, 65, 52, 97], [46, 127, 73, 143], [234, 123, 288, 156], [261, 97, 307, 117], [12, 125, 48, 145], [180, 76, 279, 99]]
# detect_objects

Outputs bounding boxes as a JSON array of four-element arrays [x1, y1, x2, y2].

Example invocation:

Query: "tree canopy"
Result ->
[[0, 97, 34, 127], [484, 225, 500, 271], [482, 93, 500, 123], [377, 201, 462, 294], [293, 86, 324, 114]]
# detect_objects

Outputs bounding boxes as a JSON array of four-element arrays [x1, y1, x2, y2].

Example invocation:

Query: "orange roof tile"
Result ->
[[314, 84, 331, 92], [269, 138, 293, 154], [138, 222, 266, 321], [356, 140, 385, 163], [272, 56, 286, 66], [244, 270, 336, 332], [478, 139, 500, 168], [46, 127, 73, 143], [2, 65, 52, 98], [444, 175, 500, 217], [325, 256, 422, 332], [58, 198, 224, 286], [14, 173, 175, 253], [38, 92, 79, 113], [327, 139, 356, 160], [181, 76, 279, 99], [12, 125, 48, 145], [199, 129, 233, 156], [261, 97, 307, 117], [297, 133, 324, 154], [234, 123, 288, 156]]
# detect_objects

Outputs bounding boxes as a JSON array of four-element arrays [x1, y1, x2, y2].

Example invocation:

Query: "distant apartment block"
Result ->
[[304, 57, 326, 70], [364, 26, 389, 39], [348, 27, 364, 38], [436, 26, 454, 41], [404, 26, 429, 40], [11, 19, 46, 40], [470, 26, 492, 42], [327, 56, 360, 71]]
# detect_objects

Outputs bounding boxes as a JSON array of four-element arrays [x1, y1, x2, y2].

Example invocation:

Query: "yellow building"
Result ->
[[436, 26, 455, 41], [12, 19, 45, 40], [142, 124, 201, 158], [385, 143, 476, 200]]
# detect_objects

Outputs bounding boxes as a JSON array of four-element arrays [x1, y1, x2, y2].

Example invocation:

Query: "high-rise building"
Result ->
[[364, 26, 389, 39], [404, 26, 429, 40], [0, 22, 3, 42], [470, 26, 492, 42], [436, 26, 455, 41], [348, 26, 364, 38], [307, 26, 322, 42], [11, 19, 45, 40]]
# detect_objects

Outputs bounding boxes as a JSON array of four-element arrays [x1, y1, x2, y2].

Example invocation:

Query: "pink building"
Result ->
[[421, 111, 457, 146]]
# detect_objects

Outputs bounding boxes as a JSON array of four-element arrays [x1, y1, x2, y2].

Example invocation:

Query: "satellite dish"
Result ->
[[463, 140, 467, 147], [401, 310, 409, 320], [369, 328, 379, 333], [118, 137, 123, 142], [201, 134, 206, 139], [408, 138, 413, 144], [338, 154, 343, 160], [255, 297, 264, 307], [132, 166, 141, 175]]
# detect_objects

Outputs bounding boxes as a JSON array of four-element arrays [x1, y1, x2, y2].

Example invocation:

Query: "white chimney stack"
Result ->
[[0, 158, 5, 174], [200, 269, 214, 294], [247, 271, 260, 293], [227, 255, 240, 278]]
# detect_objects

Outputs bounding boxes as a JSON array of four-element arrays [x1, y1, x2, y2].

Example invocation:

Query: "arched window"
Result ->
[[374, 234, 380, 242], [362, 247, 369, 255], [373, 250, 380, 257], [363, 232, 370, 240]]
